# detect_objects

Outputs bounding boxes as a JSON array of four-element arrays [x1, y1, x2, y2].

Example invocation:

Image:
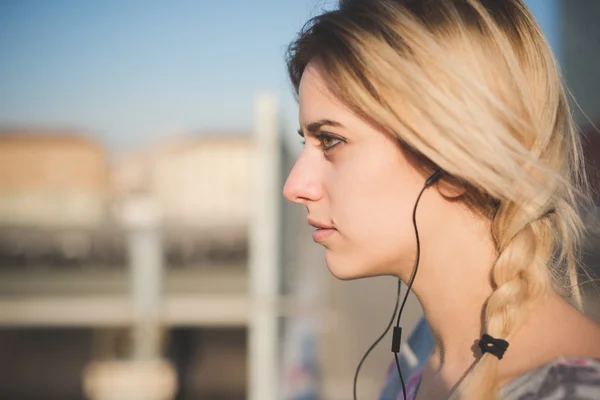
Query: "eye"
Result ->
[[316, 133, 343, 152]]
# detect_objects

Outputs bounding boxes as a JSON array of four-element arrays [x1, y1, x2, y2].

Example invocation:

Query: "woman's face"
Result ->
[[283, 63, 437, 280]]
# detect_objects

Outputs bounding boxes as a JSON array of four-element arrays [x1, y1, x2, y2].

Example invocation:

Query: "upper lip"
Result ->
[[308, 218, 334, 229]]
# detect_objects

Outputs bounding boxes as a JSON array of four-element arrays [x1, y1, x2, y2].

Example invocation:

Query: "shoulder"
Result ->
[[501, 357, 600, 400]]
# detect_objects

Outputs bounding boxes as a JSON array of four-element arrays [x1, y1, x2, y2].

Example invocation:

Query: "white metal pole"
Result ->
[[123, 197, 163, 361], [248, 93, 281, 400], [83, 198, 176, 400]]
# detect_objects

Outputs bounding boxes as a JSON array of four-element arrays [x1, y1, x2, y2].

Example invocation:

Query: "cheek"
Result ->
[[334, 150, 414, 238], [325, 196, 415, 279], [347, 186, 414, 253], [328, 164, 418, 275]]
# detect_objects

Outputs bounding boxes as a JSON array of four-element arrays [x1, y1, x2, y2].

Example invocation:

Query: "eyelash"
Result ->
[[301, 132, 344, 152]]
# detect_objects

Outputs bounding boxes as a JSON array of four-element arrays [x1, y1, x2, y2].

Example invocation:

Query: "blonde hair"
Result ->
[[286, 0, 593, 398]]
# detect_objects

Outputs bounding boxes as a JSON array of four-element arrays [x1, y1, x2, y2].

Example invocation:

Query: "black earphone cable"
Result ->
[[352, 279, 401, 400], [353, 170, 442, 400], [397, 183, 427, 327], [391, 178, 432, 400]]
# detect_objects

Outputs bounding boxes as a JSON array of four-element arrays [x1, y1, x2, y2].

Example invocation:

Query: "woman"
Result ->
[[282, 0, 600, 399]]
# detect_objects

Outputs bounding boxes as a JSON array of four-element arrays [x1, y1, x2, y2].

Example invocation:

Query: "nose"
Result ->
[[283, 152, 324, 205]]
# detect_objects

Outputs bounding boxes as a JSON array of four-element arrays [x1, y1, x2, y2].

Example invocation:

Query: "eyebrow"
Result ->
[[297, 119, 343, 138]]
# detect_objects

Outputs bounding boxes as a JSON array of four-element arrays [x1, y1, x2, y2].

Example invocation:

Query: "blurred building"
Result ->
[[0, 131, 117, 268], [0, 132, 110, 227], [112, 136, 252, 269], [115, 136, 252, 228], [0, 129, 261, 399], [0, 131, 110, 226]]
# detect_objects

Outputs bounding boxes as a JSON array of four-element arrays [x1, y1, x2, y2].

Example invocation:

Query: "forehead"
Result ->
[[298, 63, 349, 125]]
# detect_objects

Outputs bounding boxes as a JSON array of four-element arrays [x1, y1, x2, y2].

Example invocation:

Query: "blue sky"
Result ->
[[0, 0, 558, 154]]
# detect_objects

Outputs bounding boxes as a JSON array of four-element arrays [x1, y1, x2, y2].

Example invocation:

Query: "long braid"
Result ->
[[456, 200, 555, 399]]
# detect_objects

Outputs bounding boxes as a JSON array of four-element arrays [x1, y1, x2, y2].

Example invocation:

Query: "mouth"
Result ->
[[307, 218, 337, 243]]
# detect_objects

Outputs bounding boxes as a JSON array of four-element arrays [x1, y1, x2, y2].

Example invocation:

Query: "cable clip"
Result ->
[[478, 333, 509, 360]]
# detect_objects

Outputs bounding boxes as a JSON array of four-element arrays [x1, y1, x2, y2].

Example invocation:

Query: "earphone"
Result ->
[[353, 170, 442, 400]]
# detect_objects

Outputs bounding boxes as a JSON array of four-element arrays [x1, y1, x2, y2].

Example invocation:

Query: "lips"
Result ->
[[312, 227, 336, 243], [307, 218, 333, 230], [308, 218, 336, 243]]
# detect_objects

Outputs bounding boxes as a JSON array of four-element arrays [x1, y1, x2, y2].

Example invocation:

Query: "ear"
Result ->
[[435, 175, 468, 199]]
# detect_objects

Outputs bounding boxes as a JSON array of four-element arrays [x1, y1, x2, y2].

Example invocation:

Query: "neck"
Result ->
[[408, 206, 497, 372]]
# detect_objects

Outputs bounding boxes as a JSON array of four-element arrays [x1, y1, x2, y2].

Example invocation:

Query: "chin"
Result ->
[[327, 266, 363, 280], [324, 251, 376, 280]]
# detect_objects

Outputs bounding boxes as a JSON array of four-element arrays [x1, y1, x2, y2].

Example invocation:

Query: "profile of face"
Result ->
[[283, 63, 448, 280]]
